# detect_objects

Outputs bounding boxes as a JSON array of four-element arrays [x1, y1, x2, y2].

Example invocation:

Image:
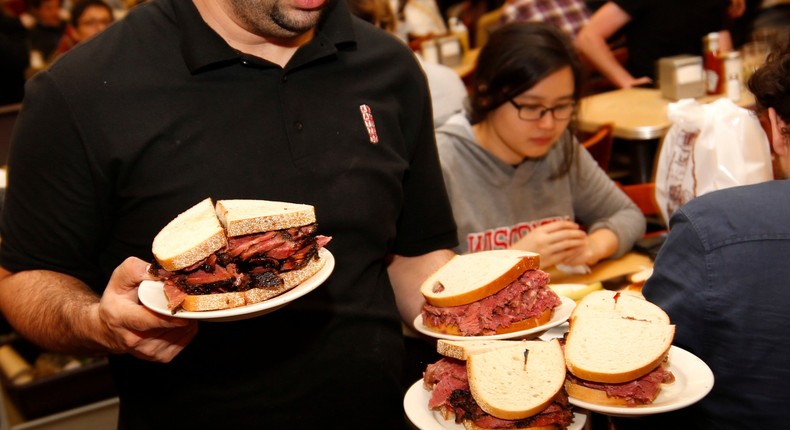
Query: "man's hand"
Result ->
[[98, 257, 198, 363]]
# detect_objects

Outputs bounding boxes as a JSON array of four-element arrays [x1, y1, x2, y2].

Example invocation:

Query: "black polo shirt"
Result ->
[[0, 0, 457, 427]]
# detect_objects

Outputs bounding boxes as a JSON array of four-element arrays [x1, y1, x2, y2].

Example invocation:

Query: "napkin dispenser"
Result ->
[[658, 55, 705, 100], [420, 35, 463, 67]]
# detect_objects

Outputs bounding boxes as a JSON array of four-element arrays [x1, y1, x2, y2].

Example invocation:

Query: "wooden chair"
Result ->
[[620, 182, 659, 217], [619, 182, 668, 240], [580, 122, 614, 172], [474, 6, 504, 48]]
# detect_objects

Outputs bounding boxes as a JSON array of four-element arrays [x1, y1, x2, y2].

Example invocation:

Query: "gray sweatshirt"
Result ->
[[436, 113, 645, 257]]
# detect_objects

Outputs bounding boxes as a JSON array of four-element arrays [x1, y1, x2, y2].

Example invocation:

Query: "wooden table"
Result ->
[[577, 88, 756, 183], [546, 252, 653, 288], [578, 88, 755, 140]]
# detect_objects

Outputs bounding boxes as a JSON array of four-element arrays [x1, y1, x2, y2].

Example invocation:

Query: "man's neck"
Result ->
[[192, 0, 314, 67]]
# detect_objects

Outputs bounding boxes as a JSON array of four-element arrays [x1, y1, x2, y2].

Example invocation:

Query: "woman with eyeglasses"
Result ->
[[48, 0, 113, 64], [435, 21, 645, 269]]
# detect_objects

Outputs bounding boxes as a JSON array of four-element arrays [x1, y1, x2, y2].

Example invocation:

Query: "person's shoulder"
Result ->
[[686, 180, 789, 213], [436, 114, 473, 147], [677, 180, 790, 237]]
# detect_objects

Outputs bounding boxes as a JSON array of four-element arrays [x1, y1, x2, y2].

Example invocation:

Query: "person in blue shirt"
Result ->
[[635, 38, 790, 430]]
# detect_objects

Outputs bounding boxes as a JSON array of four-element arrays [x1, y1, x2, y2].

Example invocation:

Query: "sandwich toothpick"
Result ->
[[613, 291, 621, 309], [523, 348, 529, 371]]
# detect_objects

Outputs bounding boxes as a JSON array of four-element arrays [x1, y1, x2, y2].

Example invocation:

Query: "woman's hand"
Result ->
[[511, 221, 588, 268]]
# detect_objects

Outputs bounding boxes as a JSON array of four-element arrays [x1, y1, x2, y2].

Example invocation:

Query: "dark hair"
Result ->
[[748, 37, 790, 138], [26, 0, 56, 10], [69, 0, 113, 27], [468, 22, 585, 177]]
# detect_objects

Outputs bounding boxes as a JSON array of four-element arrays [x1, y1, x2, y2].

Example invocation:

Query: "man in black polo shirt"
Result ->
[[0, 0, 458, 428]]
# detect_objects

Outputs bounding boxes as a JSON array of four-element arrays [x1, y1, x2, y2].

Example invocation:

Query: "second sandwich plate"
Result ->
[[404, 380, 587, 430], [567, 345, 714, 417], [138, 248, 334, 322], [412, 295, 575, 341]]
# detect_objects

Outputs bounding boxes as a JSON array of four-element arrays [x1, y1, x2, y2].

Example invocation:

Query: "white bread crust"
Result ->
[[570, 290, 670, 324], [564, 316, 675, 384], [421, 250, 540, 307], [215, 199, 316, 237], [181, 291, 246, 312], [564, 381, 634, 406], [437, 339, 527, 361], [467, 340, 565, 420], [152, 198, 228, 271], [463, 420, 561, 430]]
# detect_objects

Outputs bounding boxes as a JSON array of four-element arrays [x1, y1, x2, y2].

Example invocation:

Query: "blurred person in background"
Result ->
[[1, 2, 29, 104], [25, 0, 66, 60], [349, 0, 468, 127], [347, 0, 398, 32], [637, 37, 790, 430], [435, 22, 644, 268], [48, 0, 113, 62], [574, 0, 745, 88], [499, 0, 591, 39], [392, 0, 448, 42]]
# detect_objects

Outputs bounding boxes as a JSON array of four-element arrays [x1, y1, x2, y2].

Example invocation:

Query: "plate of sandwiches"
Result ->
[[138, 198, 334, 322], [562, 290, 714, 416], [404, 338, 586, 430], [412, 250, 576, 341]]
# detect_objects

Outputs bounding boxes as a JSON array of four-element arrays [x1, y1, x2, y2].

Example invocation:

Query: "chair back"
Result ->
[[581, 122, 614, 172], [0, 103, 21, 166], [475, 6, 503, 48], [620, 182, 659, 217]]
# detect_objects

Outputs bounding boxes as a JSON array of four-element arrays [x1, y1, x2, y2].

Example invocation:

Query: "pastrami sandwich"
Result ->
[[148, 198, 331, 313], [420, 250, 562, 336], [423, 339, 575, 429], [564, 291, 675, 406]]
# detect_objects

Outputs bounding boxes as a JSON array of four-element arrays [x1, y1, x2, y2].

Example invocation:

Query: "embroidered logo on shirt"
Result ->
[[359, 104, 379, 144]]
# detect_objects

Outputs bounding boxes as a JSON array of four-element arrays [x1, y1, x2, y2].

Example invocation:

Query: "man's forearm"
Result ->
[[0, 269, 106, 355], [388, 249, 455, 327]]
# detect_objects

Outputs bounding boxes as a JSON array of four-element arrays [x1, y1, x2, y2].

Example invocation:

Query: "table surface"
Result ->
[[546, 252, 653, 286], [577, 87, 756, 140]]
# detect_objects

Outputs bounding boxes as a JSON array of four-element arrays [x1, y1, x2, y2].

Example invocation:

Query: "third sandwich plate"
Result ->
[[412, 296, 576, 341], [404, 380, 586, 430], [138, 248, 334, 322], [567, 345, 714, 417]]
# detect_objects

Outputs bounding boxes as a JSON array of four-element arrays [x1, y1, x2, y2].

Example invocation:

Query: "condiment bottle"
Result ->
[[703, 32, 723, 95]]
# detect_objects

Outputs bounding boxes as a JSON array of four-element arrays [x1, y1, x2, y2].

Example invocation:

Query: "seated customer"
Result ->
[[500, 0, 591, 38], [25, 0, 66, 60], [49, 0, 113, 62], [435, 22, 644, 268], [348, 0, 467, 127], [638, 39, 790, 430]]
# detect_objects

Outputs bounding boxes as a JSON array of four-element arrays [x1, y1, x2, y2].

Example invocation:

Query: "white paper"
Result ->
[[675, 64, 703, 85]]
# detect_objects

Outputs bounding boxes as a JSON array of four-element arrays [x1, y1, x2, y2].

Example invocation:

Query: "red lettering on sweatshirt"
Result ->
[[466, 216, 569, 252]]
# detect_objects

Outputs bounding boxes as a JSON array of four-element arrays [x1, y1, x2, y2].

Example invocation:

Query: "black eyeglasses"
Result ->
[[508, 100, 576, 121]]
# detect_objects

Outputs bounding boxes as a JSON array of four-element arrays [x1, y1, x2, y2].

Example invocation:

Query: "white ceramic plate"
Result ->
[[404, 380, 586, 430], [568, 345, 714, 417], [412, 296, 576, 341], [138, 248, 334, 322]]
